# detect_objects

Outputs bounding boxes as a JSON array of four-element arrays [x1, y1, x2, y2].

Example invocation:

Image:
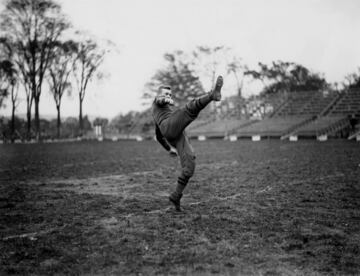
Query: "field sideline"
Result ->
[[1, 140, 360, 275]]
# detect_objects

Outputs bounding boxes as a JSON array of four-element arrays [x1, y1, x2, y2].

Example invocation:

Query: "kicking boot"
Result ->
[[210, 76, 223, 101], [169, 192, 183, 212]]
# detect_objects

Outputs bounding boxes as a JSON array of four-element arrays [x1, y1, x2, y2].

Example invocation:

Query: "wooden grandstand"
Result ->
[[290, 116, 350, 138], [288, 89, 360, 139], [237, 116, 312, 138], [273, 91, 315, 116], [325, 89, 360, 116], [188, 118, 256, 138]]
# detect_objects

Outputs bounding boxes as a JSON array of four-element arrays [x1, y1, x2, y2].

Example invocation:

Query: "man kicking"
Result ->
[[152, 76, 223, 211]]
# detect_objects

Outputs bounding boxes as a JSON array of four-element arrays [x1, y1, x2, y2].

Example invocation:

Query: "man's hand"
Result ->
[[164, 97, 174, 105], [169, 147, 178, 157], [155, 95, 174, 106]]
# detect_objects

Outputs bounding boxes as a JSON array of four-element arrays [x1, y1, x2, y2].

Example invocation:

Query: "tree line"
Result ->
[[0, 0, 109, 142]]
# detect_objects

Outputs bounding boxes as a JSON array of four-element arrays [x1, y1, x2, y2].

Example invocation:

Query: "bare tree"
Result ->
[[0, 59, 19, 142], [0, 61, 10, 108], [72, 37, 107, 135], [226, 57, 248, 98], [192, 45, 230, 90], [226, 56, 248, 118], [47, 40, 76, 138], [144, 51, 204, 106], [0, 41, 13, 108], [343, 68, 360, 89], [0, 0, 70, 140], [0, 89, 7, 108], [10, 81, 19, 142], [192, 46, 230, 117]]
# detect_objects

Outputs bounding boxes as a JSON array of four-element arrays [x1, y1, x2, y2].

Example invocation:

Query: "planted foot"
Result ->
[[169, 192, 183, 212]]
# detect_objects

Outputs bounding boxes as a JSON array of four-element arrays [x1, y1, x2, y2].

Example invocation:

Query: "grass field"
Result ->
[[1, 140, 360, 275]]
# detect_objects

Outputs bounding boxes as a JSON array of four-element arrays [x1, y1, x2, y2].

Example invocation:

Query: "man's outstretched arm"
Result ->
[[155, 124, 171, 151]]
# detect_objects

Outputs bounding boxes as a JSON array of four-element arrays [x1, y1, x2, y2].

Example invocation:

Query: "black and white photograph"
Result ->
[[0, 0, 360, 275]]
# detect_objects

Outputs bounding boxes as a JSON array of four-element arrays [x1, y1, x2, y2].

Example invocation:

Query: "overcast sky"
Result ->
[[1, 0, 360, 119]]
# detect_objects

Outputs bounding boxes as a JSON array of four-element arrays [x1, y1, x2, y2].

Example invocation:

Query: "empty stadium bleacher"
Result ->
[[327, 89, 360, 116], [236, 116, 311, 137], [188, 119, 256, 138], [274, 91, 314, 116], [301, 91, 339, 116], [246, 93, 286, 118], [293, 115, 348, 137]]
